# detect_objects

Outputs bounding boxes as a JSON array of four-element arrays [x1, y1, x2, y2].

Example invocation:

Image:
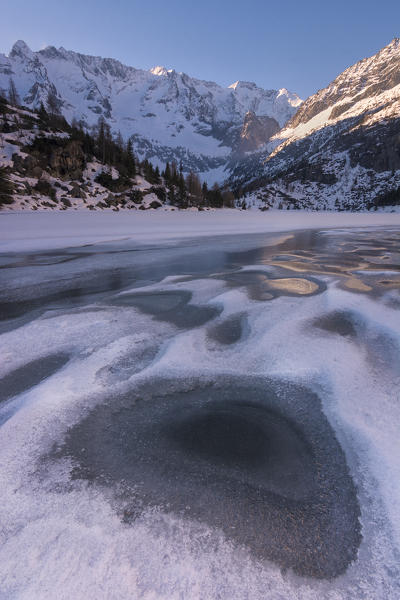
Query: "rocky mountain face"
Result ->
[[0, 41, 301, 182], [237, 111, 280, 154], [229, 39, 400, 210]]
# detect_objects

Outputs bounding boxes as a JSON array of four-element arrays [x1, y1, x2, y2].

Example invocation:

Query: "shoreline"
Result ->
[[1, 209, 400, 253]]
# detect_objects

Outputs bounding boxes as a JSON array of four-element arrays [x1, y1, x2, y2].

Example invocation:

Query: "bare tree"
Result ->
[[185, 171, 202, 206]]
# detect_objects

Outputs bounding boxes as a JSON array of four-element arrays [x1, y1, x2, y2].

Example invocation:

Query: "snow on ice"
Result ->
[[0, 212, 400, 598]]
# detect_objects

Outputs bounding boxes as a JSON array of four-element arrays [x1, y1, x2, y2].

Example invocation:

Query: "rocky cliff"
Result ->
[[238, 111, 279, 154]]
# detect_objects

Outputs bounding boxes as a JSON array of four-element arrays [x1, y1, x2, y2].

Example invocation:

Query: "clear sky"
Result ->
[[1, 0, 399, 99]]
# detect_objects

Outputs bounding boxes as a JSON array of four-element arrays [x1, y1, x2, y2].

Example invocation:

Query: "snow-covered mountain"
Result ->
[[229, 38, 400, 210], [0, 41, 301, 182]]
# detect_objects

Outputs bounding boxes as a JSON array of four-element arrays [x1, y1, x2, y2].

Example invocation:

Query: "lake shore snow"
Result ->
[[2, 209, 400, 252]]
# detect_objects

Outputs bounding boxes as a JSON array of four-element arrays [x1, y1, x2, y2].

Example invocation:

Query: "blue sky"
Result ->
[[1, 0, 399, 98]]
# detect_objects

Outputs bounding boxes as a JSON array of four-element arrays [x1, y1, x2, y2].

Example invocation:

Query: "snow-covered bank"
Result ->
[[2, 210, 400, 252]]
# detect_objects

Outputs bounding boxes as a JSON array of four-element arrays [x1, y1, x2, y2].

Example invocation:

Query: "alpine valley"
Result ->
[[1, 38, 400, 211]]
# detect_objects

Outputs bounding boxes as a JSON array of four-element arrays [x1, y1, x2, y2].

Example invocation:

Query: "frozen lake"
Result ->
[[0, 214, 400, 598]]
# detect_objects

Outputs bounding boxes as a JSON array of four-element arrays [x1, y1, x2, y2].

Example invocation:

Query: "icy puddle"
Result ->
[[207, 312, 247, 344], [111, 290, 222, 328], [57, 377, 361, 579], [0, 226, 400, 599]]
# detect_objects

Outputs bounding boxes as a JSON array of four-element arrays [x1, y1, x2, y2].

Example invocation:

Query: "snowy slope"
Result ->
[[228, 39, 400, 211], [0, 41, 301, 180], [0, 103, 178, 212], [269, 38, 400, 152]]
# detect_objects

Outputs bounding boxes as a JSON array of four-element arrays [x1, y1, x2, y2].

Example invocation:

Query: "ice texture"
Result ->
[[0, 218, 400, 599]]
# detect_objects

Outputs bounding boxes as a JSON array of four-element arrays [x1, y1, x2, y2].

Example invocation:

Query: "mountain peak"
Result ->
[[150, 66, 170, 77], [1, 40, 301, 178], [374, 37, 400, 59], [38, 45, 67, 59], [229, 81, 258, 91], [387, 37, 400, 49], [10, 40, 34, 60]]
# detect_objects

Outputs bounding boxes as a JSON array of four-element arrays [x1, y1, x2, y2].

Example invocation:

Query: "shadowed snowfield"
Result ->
[[0, 211, 400, 599]]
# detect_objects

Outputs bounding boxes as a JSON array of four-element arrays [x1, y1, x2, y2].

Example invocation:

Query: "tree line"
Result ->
[[162, 161, 234, 208], [0, 80, 235, 209]]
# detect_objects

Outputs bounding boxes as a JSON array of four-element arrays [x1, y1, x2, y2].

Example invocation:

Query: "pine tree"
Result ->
[[8, 78, 20, 106], [168, 184, 176, 206], [38, 102, 48, 125], [125, 138, 136, 177], [97, 117, 105, 162], [222, 188, 235, 208], [115, 131, 124, 150], [154, 165, 161, 184], [96, 116, 110, 164], [0, 167, 14, 207], [112, 130, 124, 165], [142, 159, 150, 181], [1, 113, 10, 133], [82, 131, 91, 154], [202, 181, 209, 206], [47, 89, 60, 115], [170, 161, 179, 184], [177, 172, 187, 208], [0, 93, 7, 118], [209, 183, 223, 208], [164, 162, 171, 182]]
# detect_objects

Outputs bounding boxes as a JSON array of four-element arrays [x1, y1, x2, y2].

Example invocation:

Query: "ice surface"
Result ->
[[0, 220, 400, 598], [207, 312, 247, 345], [56, 376, 361, 579], [1, 210, 400, 252]]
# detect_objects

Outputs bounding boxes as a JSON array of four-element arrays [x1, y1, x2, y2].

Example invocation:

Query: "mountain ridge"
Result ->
[[228, 38, 400, 211], [0, 41, 301, 182]]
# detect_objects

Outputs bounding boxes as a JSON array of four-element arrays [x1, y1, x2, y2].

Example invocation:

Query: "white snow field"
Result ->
[[0, 212, 400, 599]]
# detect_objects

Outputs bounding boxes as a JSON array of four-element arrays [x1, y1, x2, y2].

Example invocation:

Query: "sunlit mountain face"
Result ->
[[228, 39, 400, 211]]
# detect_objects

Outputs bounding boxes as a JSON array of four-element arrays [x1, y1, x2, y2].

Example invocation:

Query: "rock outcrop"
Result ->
[[20, 138, 86, 180], [238, 111, 280, 153]]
